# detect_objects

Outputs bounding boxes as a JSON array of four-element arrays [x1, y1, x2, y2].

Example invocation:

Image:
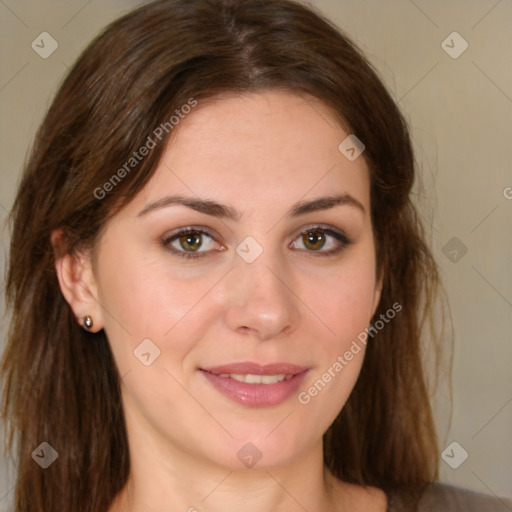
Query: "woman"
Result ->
[[1, 0, 509, 511]]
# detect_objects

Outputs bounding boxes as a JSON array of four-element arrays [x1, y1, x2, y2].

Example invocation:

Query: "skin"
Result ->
[[54, 91, 386, 511]]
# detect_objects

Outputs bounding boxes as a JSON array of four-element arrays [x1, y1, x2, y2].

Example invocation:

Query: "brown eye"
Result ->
[[290, 226, 351, 257], [302, 230, 326, 251], [178, 231, 203, 252], [163, 228, 220, 259]]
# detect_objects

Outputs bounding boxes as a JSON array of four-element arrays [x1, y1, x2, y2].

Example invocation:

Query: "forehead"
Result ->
[[128, 90, 370, 217]]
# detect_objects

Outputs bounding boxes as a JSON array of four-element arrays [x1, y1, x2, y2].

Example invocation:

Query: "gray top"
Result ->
[[388, 483, 512, 511]]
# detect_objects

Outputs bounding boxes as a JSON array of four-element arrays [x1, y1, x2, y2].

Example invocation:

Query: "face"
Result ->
[[75, 91, 382, 470]]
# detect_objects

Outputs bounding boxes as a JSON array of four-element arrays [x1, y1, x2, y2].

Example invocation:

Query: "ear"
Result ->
[[51, 229, 104, 332]]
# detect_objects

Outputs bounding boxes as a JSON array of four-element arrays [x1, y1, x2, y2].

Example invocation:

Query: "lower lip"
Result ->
[[200, 370, 309, 407]]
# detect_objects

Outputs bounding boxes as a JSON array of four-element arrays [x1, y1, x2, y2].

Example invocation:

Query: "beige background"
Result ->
[[0, 0, 511, 509]]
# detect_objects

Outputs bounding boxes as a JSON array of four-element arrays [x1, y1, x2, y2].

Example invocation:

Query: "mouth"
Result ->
[[199, 362, 309, 407], [215, 373, 294, 384]]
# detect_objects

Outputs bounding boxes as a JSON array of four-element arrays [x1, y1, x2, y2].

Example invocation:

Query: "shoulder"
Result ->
[[418, 483, 512, 512], [388, 483, 512, 512]]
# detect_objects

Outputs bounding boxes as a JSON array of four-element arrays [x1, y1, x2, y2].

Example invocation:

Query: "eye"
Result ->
[[162, 224, 351, 260], [289, 225, 351, 256], [162, 227, 223, 259]]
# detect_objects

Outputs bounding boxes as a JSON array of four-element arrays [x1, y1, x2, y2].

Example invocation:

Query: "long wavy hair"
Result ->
[[1, 0, 448, 510]]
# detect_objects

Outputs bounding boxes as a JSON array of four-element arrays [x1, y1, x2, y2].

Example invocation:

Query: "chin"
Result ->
[[202, 426, 312, 472]]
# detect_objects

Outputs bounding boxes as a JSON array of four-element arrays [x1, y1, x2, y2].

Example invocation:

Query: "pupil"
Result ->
[[304, 230, 325, 250], [181, 232, 201, 251]]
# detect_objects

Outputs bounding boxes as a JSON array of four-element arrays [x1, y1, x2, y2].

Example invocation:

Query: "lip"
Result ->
[[202, 362, 309, 375], [199, 362, 309, 407]]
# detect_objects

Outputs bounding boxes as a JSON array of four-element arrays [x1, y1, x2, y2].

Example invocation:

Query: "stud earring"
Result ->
[[83, 315, 93, 330]]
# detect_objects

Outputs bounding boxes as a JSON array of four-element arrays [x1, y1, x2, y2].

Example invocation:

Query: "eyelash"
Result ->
[[162, 225, 352, 260]]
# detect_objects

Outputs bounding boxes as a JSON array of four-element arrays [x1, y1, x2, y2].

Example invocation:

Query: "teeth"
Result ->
[[217, 373, 293, 384]]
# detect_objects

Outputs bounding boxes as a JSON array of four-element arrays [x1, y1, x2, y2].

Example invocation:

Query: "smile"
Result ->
[[200, 362, 309, 407], [216, 373, 294, 384]]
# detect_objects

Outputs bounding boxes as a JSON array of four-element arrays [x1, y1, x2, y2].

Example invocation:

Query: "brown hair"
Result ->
[[1, 0, 447, 510]]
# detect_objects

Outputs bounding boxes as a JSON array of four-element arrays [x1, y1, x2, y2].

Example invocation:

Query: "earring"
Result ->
[[83, 315, 93, 330]]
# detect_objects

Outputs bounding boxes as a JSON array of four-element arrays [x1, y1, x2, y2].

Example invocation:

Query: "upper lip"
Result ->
[[201, 362, 309, 376]]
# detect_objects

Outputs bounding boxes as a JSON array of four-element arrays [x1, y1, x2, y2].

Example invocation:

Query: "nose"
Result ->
[[222, 249, 301, 341]]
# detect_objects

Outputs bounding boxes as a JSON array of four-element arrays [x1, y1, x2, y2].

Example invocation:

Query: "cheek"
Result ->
[[311, 256, 378, 348], [94, 250, 221, 433], [94, 241, 224, 375], [293, 259, 376, 434]]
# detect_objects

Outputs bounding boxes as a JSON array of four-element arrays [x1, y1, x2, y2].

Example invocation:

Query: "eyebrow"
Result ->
[[137, 193, 365, 219]]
